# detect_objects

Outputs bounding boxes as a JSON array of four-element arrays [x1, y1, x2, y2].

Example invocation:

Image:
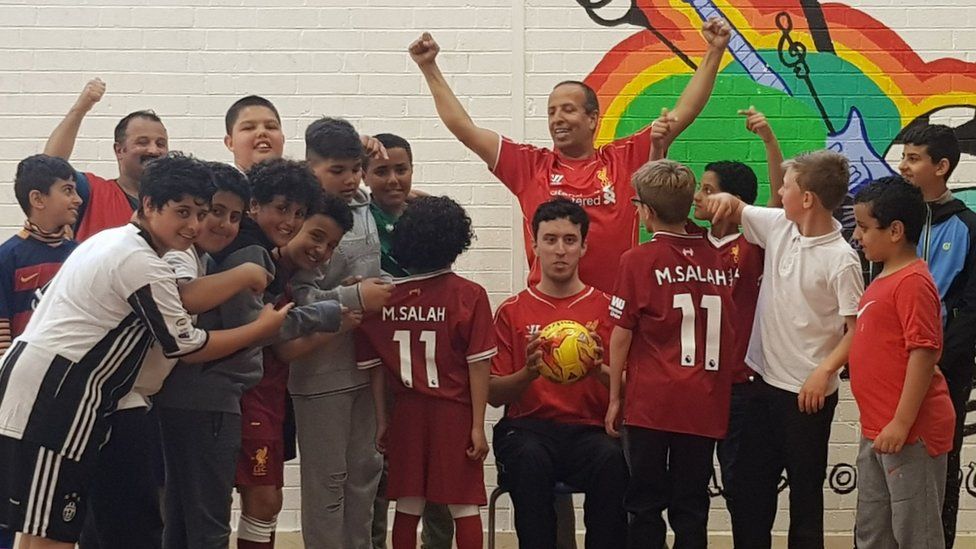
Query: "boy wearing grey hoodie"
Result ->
[[290, 117, 393, 549]]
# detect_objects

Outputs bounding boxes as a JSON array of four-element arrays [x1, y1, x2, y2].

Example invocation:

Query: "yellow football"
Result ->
[[537, 320, 598, 384]]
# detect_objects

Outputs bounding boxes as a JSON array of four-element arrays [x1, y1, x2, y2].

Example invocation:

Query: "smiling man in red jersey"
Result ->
[[45, 78, 169, 241], [409, 21, 730, 292]]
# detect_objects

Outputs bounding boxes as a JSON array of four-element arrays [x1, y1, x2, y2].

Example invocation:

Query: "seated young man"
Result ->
[[490, 198, 627, 549]]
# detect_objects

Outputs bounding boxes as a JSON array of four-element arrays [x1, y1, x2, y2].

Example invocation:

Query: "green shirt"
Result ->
[[370, 202, 409, 277]]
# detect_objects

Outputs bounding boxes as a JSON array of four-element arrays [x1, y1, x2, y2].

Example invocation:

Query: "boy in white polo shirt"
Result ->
[[702, 149, 864, 549]]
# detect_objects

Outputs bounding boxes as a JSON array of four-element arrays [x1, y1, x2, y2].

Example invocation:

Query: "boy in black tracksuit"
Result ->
[[895, 124, 976, 548]]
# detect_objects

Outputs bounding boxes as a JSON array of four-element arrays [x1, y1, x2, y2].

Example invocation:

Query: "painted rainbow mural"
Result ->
[[578, 0, 976, 212]]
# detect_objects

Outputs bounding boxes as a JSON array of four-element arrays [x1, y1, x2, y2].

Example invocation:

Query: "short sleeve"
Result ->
[[490, 300, 518, 376], [609, 251, 641, 329], [895, 273, 943, 352], [163, 249, 201, 282], [72, 171, 91, 232], [608, 126, 654, 174], [830, 255, 865, 317], [126, 270, 208, 359], [491, 136, 546, 196], [741, 205, 785, 248], [355, 326, 382, 370], [0, 249, 13, 319], [465, 287, 497, 364]]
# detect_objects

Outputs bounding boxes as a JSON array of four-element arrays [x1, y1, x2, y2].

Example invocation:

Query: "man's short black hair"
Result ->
[[247, 158, 321, 210], [114, 110, 163, 145], [704, 161, 759, 205], [225, 95, 281, 135], [365, 133, 413, 169], [206, 162, 251, 206], [308, 191, 354, 234], [854, 175, 926, 245], [392, 196, 473, 272], [900, 123, 961, 180], [139, 152, 215, 213], [553, 81, 600, 115], [531, 197, 590, 242], [305, 117, 363, 162], [15, 154, 76, 216]]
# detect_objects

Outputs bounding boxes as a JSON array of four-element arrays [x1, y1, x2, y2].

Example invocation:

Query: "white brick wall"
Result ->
[[1, 0, 975, 540]]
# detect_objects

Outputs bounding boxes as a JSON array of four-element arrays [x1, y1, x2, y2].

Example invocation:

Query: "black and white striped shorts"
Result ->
[[0, 435, 94, 543]]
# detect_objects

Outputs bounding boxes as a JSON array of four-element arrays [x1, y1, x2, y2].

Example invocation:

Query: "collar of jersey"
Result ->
[[393, 267, 452, 285]]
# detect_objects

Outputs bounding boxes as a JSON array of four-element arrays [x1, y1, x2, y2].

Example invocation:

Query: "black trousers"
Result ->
[[622, 426, 715, 549], [730, 379, 838, 549], [941, 363, 974, 549], [79, 407, 164, 549], [493, 418, 628, 549], [717, 378, 761, 513]]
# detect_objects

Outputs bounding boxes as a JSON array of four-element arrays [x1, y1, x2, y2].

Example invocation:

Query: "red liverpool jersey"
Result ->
[[355, 269, 497, 404], [75, 172, 137, 242], [610, 231, 736, 439], [492, 128, 655, 293], [708, 232, 764, 384], [492, 286, 612, 426]]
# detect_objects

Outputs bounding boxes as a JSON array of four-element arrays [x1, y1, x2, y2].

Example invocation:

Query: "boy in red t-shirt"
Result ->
[[355, 196, 495, 549], [606, 160, 735, 548], [850, 176, 955, 548]]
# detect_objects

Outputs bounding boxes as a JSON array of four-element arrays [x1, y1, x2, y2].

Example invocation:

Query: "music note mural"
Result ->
[[575, 0, 976, 500]]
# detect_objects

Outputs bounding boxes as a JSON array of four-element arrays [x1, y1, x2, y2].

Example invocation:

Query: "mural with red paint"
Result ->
[[577, 0, 976, 223]]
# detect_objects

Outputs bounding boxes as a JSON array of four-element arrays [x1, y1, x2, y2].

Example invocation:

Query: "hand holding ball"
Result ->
[[537, 320, 599, 384]]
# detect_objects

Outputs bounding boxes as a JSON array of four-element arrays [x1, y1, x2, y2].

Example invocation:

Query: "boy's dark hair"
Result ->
[[308, 191, 355, 233], [854, 175, 926, 245], [305, 117, 364, 162], [364, 133, 413, 169], [14, 154, 76, 216], [247, 158, 321, 209], [900, 123, 961, 180], [704, 161, 759, 205], [139, 152, 215, 213], [114, 110, 163, 145], [392, 196, 473, 272], [225, 95, 281, 135], [206, 162, 251, 206], [553, 81, 600, 115], [532, 197, 590, 241]]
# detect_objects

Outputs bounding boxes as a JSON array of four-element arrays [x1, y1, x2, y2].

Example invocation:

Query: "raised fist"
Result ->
[[702, 18, 731, 51], [75, 78, 106, 112], [409, 32, 440, 67]]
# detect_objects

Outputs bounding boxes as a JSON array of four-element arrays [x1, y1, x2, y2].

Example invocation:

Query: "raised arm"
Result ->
[[44, 78, 106, 160], [739, 107, 785, 207], [700, 191, 746, 226], [410, 32, 500, 168], [653, 19, 730, 153]]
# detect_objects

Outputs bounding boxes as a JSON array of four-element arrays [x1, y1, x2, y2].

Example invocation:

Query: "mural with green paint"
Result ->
[[577, 0, 976, 241]]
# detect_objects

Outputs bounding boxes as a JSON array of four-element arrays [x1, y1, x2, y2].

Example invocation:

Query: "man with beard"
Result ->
[[45, 78, 169, 241]]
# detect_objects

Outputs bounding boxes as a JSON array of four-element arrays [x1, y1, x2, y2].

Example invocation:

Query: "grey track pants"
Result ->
[[293, 387, 383, 549], [856, 437, 947, 549]]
